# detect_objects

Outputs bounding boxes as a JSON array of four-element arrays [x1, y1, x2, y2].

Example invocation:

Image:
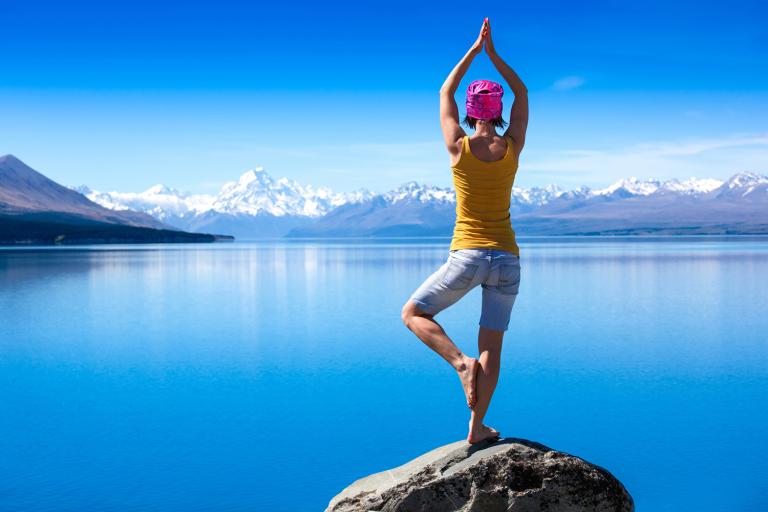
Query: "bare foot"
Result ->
[[482, 424, 500, 437], [457, 356, 479, 408], [467, 423, 501, 445]]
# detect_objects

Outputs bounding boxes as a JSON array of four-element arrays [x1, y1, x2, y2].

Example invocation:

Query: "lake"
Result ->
[[1, 238, 767, 511]]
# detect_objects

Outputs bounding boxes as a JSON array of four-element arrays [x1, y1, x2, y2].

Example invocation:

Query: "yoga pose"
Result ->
[[401, 18, 528, 445]]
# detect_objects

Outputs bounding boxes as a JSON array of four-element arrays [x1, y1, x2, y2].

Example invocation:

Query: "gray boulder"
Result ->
[[326, 437, 634, 512]]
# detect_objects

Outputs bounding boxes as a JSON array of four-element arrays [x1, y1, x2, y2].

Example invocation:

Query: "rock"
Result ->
[[326, 437, 634, 512]]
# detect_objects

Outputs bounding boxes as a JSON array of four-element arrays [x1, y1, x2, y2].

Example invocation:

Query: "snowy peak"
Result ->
[[337, 187, 377, 206], [595, 177, 663, 197], [233, 167, 271, 188], [144, 184, 186, 197], [384, 181, 455, 204], [723, 171, 768, 189], [213, 167, 348, 217], [513, 184, 566, 205], [716, 171, 768, 198], [660, 177, 723, 195]]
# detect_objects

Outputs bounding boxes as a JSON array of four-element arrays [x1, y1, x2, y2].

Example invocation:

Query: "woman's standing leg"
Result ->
[[468, 326, 503, 442], [469, 253, 520, 443]]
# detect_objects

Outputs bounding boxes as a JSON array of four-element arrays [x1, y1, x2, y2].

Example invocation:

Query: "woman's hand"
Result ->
[[441, 18, 488, 96], [470, 18, 489, 55], [483, 18, 496, 56]]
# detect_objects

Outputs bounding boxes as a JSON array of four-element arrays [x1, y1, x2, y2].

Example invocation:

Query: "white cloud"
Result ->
[[519, 132, 768, 188], [199, 132, 768, 193], [551, 76, 586, 91]]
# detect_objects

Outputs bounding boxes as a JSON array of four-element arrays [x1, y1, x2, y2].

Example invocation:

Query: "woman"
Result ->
[[400, 18, 529, 445]]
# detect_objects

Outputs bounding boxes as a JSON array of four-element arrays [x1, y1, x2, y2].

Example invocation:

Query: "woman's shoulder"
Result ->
[[448, 135, 468, 167]]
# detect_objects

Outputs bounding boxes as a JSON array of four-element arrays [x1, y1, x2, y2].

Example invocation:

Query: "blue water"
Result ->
[[1, 238, 767, 511]]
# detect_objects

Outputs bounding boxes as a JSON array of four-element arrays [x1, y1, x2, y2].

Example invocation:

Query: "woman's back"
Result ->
[[449, 134, 520, 256]]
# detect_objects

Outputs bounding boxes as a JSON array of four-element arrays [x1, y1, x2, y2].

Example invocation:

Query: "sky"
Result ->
[[1, 0, 766, 194]]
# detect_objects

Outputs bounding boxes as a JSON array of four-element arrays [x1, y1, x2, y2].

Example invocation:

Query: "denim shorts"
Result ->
[[409, 248, 522, 332]]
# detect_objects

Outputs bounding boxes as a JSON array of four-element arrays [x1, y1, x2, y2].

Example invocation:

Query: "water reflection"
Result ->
[[0, 239, 767, 512]]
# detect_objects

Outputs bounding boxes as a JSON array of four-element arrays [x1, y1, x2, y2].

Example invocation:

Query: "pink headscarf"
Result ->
[[466, 79, 504, 120]]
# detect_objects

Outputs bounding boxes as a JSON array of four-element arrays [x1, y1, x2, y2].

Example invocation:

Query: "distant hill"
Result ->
[[0, 154, 170, 228], [72, 163, 768, 237], [0, 155, 232, 245], [509, 173, 768, 235], [287, 173, 768, 237]]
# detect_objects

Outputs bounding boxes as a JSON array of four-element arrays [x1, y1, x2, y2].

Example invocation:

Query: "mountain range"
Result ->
[[0, 154, 230, 244], [72, 166, 768, 237]]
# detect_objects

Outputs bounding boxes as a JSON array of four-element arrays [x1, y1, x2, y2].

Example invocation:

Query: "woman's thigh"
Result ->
[[409, 251, 487, 316]]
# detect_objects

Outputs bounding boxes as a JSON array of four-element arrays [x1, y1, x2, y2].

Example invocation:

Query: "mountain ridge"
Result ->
[[1, 154, 169, 229], [74, 167, 745, 218], [0, 154, 231, 244], [68, 163, 768, 236]]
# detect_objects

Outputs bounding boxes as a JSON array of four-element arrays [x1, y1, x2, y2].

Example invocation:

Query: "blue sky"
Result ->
[[1, 0, 766, 194]]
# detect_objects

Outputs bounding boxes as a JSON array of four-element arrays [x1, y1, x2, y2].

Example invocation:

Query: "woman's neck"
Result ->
[[473, 123, 497, 138]]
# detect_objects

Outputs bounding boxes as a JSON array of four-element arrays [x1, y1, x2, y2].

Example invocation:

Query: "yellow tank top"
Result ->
[[449, 134, 520, 256]]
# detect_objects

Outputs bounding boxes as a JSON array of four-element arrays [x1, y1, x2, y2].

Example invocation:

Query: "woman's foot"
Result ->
[[467, 423, 501, 445], [483, 424, 500, 437], [457, 356, 479, 408]]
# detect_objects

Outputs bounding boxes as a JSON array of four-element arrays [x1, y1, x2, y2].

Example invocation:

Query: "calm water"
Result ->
[[1, 238, 767, 511]]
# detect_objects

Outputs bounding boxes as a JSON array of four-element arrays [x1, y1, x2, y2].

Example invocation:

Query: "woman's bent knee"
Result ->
[[401, 300, 417, 325], [401, 299, 432, 326]]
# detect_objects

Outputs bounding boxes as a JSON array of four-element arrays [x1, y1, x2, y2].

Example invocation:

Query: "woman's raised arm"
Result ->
[[438, 20, 487, 151], [484, 19, 529, 153]]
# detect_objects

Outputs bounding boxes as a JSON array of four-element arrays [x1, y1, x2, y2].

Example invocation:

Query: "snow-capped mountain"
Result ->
[[660, 177, 724, 195], [715, 172, 768, 200], [512, 184, 567, 205], [73, 168, 768, 238], [594, 177, 666, 197], [591, 176, 724, 198], [72, 167, 378, 238], [210, 168, 368, 217], [382, 181, 455, 205], [75, 167, 369, 221], [71, 184, 215, 223]]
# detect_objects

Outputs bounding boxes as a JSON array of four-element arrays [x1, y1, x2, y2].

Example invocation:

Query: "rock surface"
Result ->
[[326, 437, 634, 512]]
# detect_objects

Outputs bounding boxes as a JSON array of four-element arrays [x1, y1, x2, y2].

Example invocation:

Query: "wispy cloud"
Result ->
[[521, 132, 768, 187], [551, 76, 586, 91], [196, 133, 768, 193]]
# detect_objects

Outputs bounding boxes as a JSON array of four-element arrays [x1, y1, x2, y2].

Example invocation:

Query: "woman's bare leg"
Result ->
[[468, 326, 503, 443], [401, 300, 479, 408]]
